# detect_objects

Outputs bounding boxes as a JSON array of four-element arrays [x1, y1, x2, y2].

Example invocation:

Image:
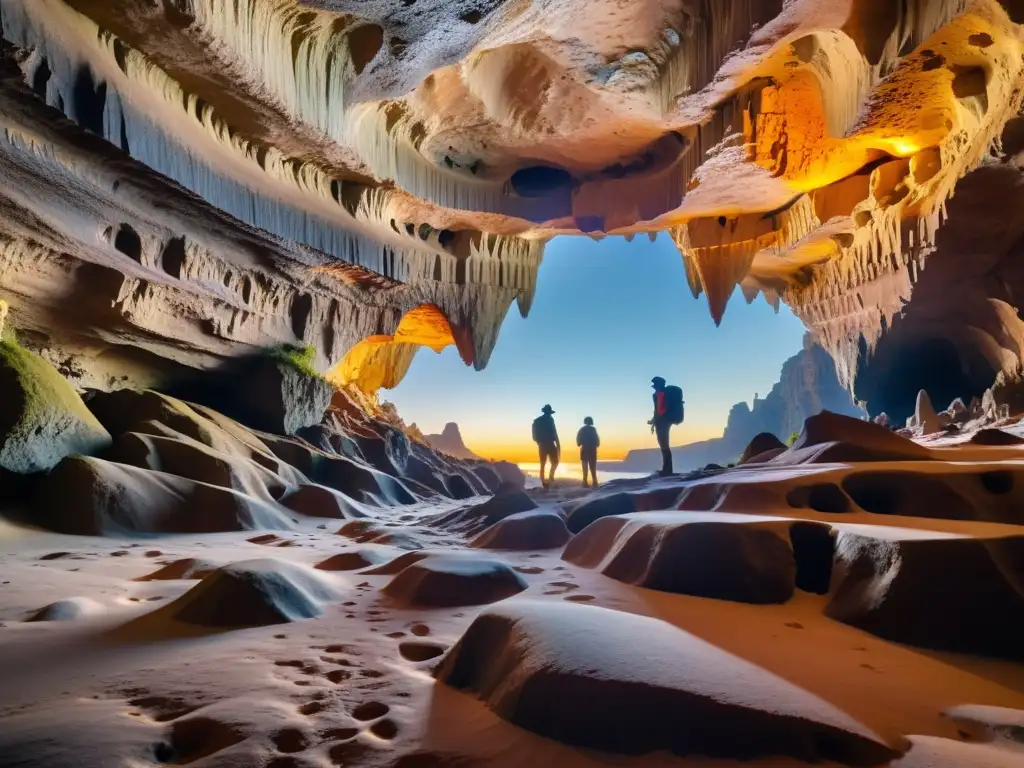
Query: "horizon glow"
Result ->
[[387, 234, 808, 463]]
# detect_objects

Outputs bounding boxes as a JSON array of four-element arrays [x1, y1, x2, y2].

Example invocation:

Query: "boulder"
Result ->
[[873, 413, 890, 428], [565, 486, 685, 534], [314, 549, 389, 571], [471, 511, 571, 551], [436, 599, 898, 764], [167, 559, 341, 626], [969, 428, 1024, 446], [136, 558, 221, 581], [279, 483, 369, 519], [826, 528, 1024, 659], [26, 597, 103, 622], [0, 341, 111, 473], [563, 512, 833, 602], [430, 487, 538, 535], [382, 553, 527, 607], [34, 456, 295, 535], [739, 432, 786, 464]]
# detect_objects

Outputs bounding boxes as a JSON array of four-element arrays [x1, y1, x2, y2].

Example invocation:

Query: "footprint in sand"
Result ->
[[371, 719, 399, 740], [352, 701, 390, 721], [247, 534, 280, 545], [271, 727, 310, 754], [326, 669, 352, 684], [328, 739, 368, 765], [543, 581, 579, 596], [564, 594, 595, 603], [398, 642, 446, 662], [514, 566, 544, 575], [298, 700, 324, 716]]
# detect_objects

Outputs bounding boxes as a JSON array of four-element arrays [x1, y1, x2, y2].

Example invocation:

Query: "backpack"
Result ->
[[532, 415, 556, 443], [664, 385, 685, 425]]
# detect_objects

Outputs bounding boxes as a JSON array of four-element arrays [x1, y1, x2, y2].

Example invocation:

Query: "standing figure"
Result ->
[[532, 404, 560, 489], [649, 377, 684, 476], [576, 416, 600, 488]]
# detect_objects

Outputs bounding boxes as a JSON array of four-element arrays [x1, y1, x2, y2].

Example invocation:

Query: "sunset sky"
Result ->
[[387, 234, 808, 463]]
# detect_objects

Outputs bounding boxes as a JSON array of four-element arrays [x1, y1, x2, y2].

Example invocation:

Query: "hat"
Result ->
[[541, 404, 555, 414], [651, 376, 666, 387], [583, 416, 594, 425]]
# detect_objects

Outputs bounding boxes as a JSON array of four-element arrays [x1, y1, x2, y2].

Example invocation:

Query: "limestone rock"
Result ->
[[970, 428, 1024, 446], [436, 599, 898, 763], [167, 559, 341, 627], [563, 512, 834, 603], [0, 341, 111, 474], [783, 412, 933, 464], [26, 597, 103, 622], [914, 390, 942, 435], [565, 486, 685, 534], [279, 484, 369, 519], [430, 487, 538, 536], [382, 553, 527, 607], [826, 528, 1024, 659], [173, 355, 334, 437], [33, 456, 295, 535], [471, 511, 571, 551]]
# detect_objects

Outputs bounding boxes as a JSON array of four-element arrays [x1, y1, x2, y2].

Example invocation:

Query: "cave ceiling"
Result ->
[[1, 0, 1023, 406]]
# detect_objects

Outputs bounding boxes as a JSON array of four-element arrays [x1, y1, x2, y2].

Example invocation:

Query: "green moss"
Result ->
[[265, 344, 321, 379], [786, 431, 800, 446]]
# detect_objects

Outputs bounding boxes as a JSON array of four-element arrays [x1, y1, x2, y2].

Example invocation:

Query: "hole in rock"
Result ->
[[460, 9, 483, 23], [980, 470, 1014, 495], [349, 24, 384, 75], [114, 224, 143, 262], [968, 32, 994, 48], [786, 484, 850, 514], [790, 522, 834, 594], [510, 165, 573, 197], [842, 472, 976, 520], [72, 66, 107, 135], [161, 236, 186, 278], [32, 58, 51, 98]]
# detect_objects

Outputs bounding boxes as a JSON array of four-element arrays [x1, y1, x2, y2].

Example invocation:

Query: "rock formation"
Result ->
[[423, 422, 481, 460], [0, 1, 1021, 409]]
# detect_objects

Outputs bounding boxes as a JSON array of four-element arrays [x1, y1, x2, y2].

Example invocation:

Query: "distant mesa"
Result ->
[[424, 423, 482, 461]]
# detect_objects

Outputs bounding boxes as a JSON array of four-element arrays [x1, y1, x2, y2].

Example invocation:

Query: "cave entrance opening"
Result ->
[[855, 335, 997, 424]]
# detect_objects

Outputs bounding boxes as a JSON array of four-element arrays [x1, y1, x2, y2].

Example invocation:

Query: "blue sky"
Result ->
[[386, 233, 807, 461]]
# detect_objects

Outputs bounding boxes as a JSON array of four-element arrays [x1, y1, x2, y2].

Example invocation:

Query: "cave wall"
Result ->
[[0, 1, 1023, 404]]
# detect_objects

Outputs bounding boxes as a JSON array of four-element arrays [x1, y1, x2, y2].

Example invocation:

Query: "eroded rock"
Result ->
[[436, 599, 898, 764], [0, 341, 111, 474]]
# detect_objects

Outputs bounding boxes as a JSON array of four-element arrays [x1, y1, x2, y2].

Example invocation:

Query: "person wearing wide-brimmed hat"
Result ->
[[532, 404, 560, 489]]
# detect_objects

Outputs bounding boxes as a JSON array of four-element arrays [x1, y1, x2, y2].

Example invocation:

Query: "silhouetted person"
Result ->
[[576, 416, 600, 488], [649, 376, 684, 476], [532, 404, 560, 489]]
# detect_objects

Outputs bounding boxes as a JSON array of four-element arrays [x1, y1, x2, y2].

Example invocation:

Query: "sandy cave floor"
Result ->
[[1, 468, 1024, 768]]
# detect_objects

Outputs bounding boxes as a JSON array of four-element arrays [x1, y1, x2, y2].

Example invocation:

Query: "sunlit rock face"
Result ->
[[0, 0, 1023, 402]]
